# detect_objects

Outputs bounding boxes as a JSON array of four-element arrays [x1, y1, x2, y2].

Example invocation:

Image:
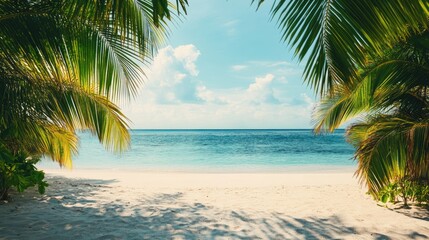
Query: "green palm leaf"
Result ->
[[0, 0, 187, 167], [308, 25, 429, 197], [0, 73, 130, 166], [314, 31, 429, 132], [351, 117, 429, 195], [260, 0, 429, 94]]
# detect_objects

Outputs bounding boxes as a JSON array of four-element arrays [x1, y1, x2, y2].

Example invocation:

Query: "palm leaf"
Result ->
[[260, 0, 429, 94], [314, 32, 429, 132], [350, 117, 429, 195], [0, 0, 186, 167]]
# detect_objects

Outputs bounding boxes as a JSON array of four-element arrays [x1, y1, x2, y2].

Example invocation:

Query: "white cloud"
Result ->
[[140, 44, 201, 104], [246, 74, 279, 104], [173, 45, 200, 76], [193, 73, 280, 105], [234, 60, 303, 82], [231, 65, 247, 71], [223, 20, 239, 36], [224, 20, 238, 27], [123, 45, 314, 129], [247, 74, 274, 92], [196, 86, 227, 104], [124, 100, 313, 129], [248, 60, 294, 67]]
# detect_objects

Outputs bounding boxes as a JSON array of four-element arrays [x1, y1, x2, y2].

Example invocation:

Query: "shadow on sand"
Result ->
[[388, 205, 429, 222], [0, 176, 428, 239]]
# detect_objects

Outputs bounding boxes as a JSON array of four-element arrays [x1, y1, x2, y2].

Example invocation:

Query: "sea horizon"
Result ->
[[38, 129, 356, 173]]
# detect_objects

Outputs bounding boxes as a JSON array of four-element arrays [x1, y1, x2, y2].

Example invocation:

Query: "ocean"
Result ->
[[38, 129, 356, 172]]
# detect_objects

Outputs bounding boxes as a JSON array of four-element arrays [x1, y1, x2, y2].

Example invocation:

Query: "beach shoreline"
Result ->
[[1, 168, 428, 239], [38, 163, 357, 174], [41, 168, 359, 189]]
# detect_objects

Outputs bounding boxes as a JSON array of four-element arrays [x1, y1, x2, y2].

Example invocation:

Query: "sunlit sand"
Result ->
[[1, 169, 428, 239]]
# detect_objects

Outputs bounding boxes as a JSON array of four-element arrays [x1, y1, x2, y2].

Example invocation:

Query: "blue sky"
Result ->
[[123, 0, 316, 129]]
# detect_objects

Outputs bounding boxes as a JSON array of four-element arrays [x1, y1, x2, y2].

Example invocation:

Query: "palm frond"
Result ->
[[350, 117, 429, 195], [1, 73, 130, 149], [0, 0, 186, 168], [314, 32, 429, 132], [265, 0, 429, 94], [0, 0, 187, 101], [0, 118, 78, 168], [47, 84, 131, 152]]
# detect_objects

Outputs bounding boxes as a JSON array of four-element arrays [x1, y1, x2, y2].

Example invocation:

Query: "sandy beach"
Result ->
[[1, 169, 428, 239]]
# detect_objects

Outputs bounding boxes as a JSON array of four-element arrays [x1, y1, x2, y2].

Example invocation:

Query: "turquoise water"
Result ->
[[39, 129, 356, 172]]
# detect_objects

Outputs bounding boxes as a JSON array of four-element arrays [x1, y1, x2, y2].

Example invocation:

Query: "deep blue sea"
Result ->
[[39, 129, 356, 172]]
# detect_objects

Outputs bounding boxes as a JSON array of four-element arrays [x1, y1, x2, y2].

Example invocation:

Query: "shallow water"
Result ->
[[39, 129, 356, 172]]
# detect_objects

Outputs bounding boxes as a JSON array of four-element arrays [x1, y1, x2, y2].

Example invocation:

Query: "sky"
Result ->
[[122, 0, 316, 129]]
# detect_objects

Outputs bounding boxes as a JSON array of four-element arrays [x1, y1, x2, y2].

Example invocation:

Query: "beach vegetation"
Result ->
[[258, 0, 428, 94], [315, 30, 429, 206], [378, 179, 429, 207], [258, 0, 429, 206], [0, 0, 186, 197], [0, 145, 48, 200]]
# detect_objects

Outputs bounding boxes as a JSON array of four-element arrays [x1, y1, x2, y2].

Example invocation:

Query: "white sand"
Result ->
[[1, 169, 428, 239]]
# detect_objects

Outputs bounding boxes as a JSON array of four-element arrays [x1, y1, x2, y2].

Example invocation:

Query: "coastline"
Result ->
[[2, 168, 428, 239], [42, 168, 358, 188], [38, 163, 357, 174]]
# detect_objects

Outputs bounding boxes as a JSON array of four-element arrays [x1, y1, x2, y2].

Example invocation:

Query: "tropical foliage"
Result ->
[[378, 178, 429, 207], [0, 145, 48, 200], [260, 0, 429, 94], [338, 31, 429, 204], [0, 0, 187, 199], [259, 0, 429, 205]]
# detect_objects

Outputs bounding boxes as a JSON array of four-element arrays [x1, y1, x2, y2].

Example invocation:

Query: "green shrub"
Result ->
[[378, 178, 429, 207], [378, 182, 399, 204], [0, 147, 48, 200], [414, 184, 429, 204]]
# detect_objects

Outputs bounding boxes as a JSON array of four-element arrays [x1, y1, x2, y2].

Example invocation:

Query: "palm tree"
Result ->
[[0, 0, 187, 166], [256, 0, 429, 199], [0, 0, 187, 198], [313, 30, 429, 198], [259, 0, 429, 94]]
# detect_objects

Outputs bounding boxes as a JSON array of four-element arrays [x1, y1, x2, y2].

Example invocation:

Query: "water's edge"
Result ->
[[38, 129, 356, 172]]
